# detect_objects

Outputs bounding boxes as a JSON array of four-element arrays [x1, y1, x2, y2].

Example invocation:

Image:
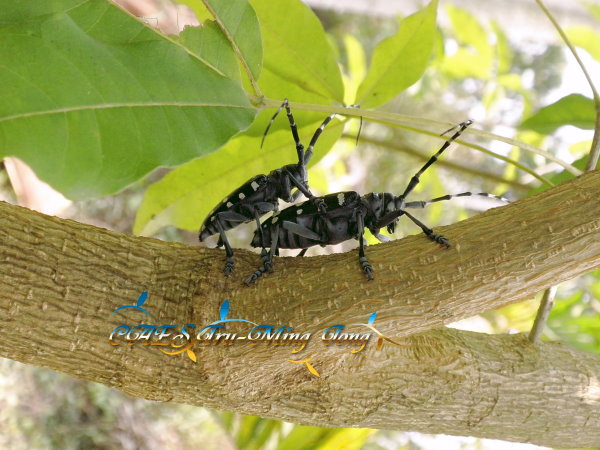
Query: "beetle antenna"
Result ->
[[261, 99, 288, 149]]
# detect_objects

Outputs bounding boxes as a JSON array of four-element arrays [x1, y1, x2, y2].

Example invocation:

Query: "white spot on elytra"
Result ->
[[337, 193, 345, 205], [251, 181, 259, 191], [297, 209, 303, 215], [226, 202, 233, 207], [239, 193, 245, 199], [272, 217, 278, 223]]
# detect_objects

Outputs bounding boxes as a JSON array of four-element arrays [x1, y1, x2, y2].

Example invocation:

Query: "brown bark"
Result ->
[[1, 171, 600, 447]]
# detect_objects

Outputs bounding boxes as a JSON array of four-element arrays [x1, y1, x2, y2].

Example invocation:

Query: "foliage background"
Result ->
[[0, 0, 599, 448]]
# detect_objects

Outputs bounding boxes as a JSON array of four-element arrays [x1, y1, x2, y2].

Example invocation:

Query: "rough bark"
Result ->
[[1, 171, 600, 447]]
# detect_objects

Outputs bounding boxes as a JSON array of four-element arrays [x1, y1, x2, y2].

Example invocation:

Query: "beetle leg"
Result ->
[[245, 224, 280, 285], [356, 210, 374, 280], [403, 210, 450, 247], [214, 216, 235, 276], [286, 169, 311, 198], [282, 220, 323, 241]]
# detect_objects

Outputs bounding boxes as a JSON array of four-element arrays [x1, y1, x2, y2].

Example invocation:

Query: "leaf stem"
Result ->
[[385, 125, 555, 187], [534, 0, 599, 103], [531, 1, 599, 343], [533, 0, 600, 171], [587, 108, 600, 171], [253, 97, 572, 181], [342, 133, 533, 191]]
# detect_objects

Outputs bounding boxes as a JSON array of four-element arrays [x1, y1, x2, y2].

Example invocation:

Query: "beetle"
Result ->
[[199, 99, 335, 275], [244, 120, 509, 283]]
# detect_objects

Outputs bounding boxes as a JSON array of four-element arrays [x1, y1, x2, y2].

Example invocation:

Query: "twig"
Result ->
[[253, 96, 581, 177], [529, 0, 600, 338], [533, 0, 600, 171], [341, 133, 531, 191], [529, 286, 558, 342]]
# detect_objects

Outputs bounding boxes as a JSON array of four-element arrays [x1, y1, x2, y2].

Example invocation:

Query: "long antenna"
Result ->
[[260, 99, 288, 148]]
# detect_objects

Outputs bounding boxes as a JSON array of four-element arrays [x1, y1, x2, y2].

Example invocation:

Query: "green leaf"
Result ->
[[134, 115, 344, 235], [585, 1, 600, 23], [492, 21, 513, 74], [235, 415, 262, 449], [342, 34, 367, 105], [566, 25, 600, 62], [317, 429, 375, 450], [134, 0, 345, 235], [356, 0, 438, 108], [278, 426, 336, 450], [202, 0, 263, 81], [0, 0, 255, 200], [520, 94, 596, 134], [439, 5, 493, 79], [446, 4, 488, 51], [246, 418, 281, 450], [548, 289, 600, 354], [177, 21, 240, 81], [250, 0, 344, 104]]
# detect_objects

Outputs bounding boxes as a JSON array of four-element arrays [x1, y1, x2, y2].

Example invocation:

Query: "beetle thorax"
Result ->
[[362, 193, 397, 219]]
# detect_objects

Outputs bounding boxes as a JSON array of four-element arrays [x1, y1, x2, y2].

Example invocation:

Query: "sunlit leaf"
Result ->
[[342, 34, 367, 105], [135, 0, 345, 235], [439, 5, 493, 79], [248, 418, 281, 450], [446, 4, 488, 51], [520, 94, 596, 134], [356, 0, 438, 108], [492, 21, 513, 74], [482, 84, 504, 111], [250, 0, 344, 104], [586, 1, 600, 23], [278, 426, 335, 450], [318, 429, 376, 450], [0, 0, 254, 200], [236, 415, 262, 449], [566, 25, 600, 62], [134, 117, 344, 234]]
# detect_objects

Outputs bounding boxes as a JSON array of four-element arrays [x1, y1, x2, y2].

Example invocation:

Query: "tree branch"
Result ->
[[1, 171, 600, 446]]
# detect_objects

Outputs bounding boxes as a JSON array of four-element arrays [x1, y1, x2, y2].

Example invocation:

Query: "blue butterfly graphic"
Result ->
[[112, 291, 151, 317]]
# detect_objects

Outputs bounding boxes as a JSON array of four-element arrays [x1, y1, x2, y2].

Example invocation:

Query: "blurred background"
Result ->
[[1, 0, 599, 448]]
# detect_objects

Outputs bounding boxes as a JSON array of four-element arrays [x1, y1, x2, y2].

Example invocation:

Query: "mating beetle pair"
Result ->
[[199, 99, 334, 275], [199, 101, 508, 283]]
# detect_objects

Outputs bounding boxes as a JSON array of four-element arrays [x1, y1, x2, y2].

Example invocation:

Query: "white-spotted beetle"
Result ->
[[199, 99, 335, 275], [245, 120, 509, 283]]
